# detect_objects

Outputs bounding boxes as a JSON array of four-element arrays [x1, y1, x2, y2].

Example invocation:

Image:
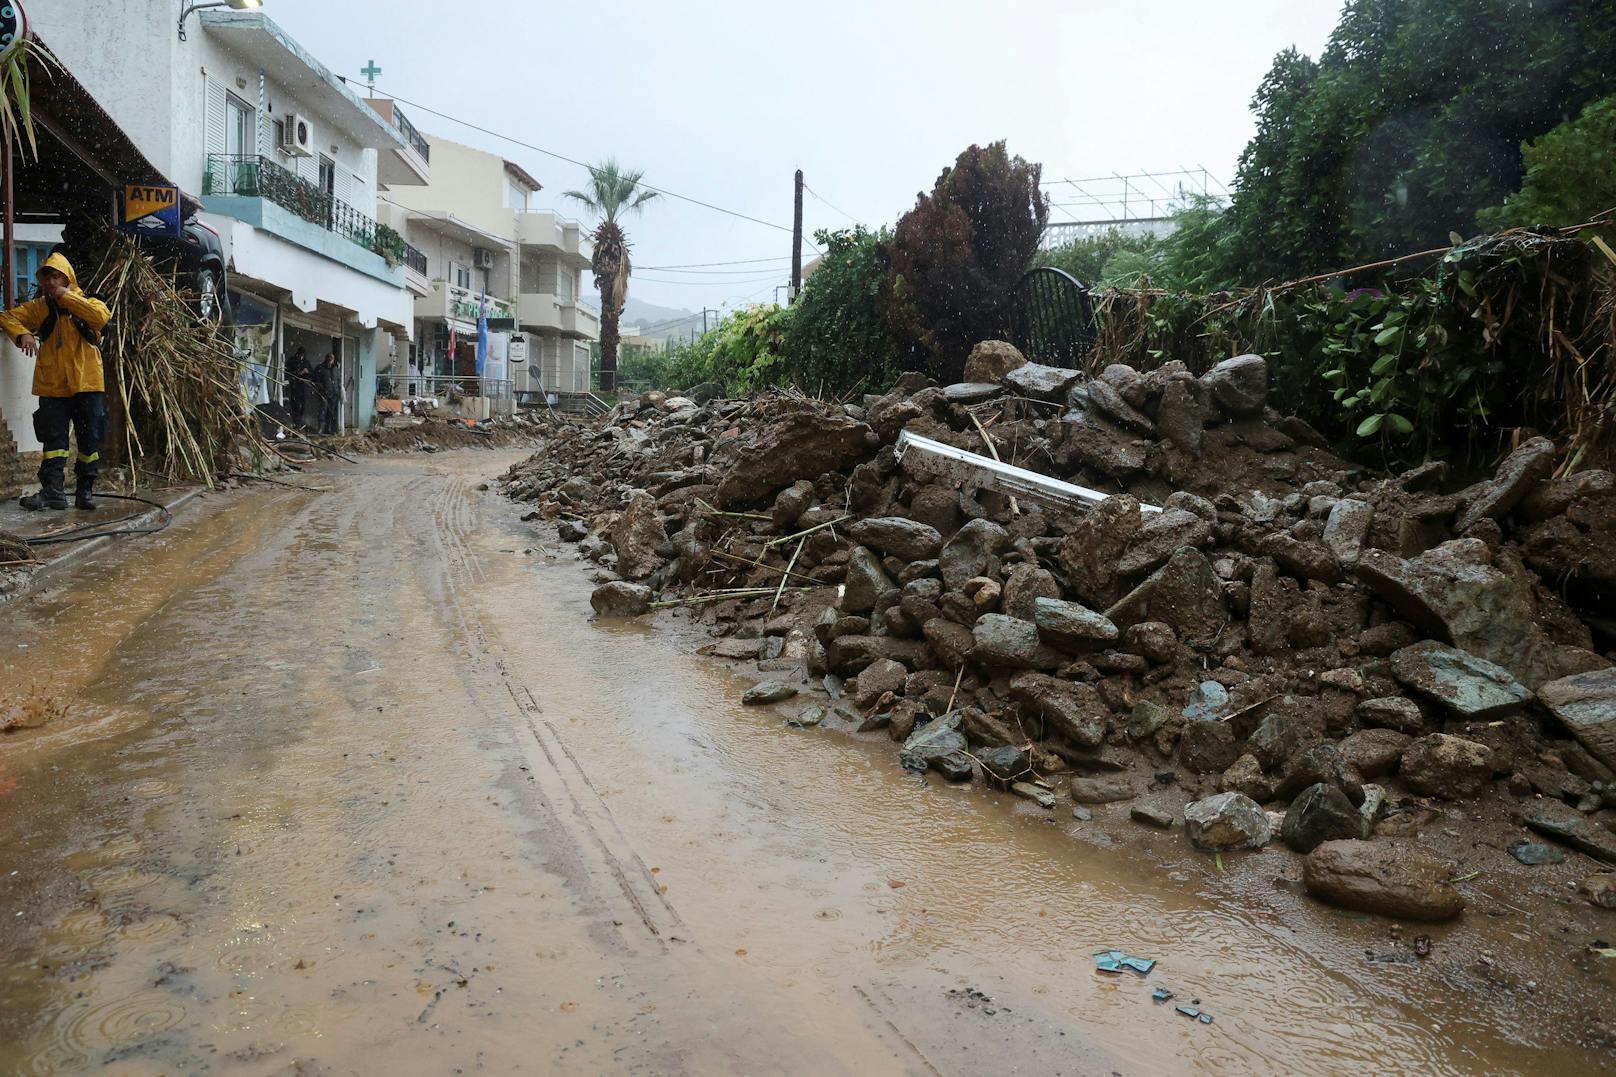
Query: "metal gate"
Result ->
[[1007, 266, 1097, 368]]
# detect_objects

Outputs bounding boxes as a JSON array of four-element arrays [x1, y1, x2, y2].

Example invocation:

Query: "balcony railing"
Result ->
[[389, 105, 431, 163], [403, 242, 428, 275], [203, 153, 407, 265]]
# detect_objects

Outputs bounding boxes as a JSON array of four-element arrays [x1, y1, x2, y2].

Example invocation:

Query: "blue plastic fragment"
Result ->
[[1093, 949, 1155, 975], [1174, 1003, 1214, 1024], [1152, 987, 1174, 1002]]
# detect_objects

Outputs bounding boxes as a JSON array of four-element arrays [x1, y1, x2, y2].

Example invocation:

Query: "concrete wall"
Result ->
[[388, 136, 516, 241]]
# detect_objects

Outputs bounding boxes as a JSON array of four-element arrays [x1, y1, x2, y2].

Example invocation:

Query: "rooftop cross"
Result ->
[[360, 60, 382, 93]]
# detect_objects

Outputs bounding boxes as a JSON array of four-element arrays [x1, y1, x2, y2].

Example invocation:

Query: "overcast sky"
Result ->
[[265, 0, 1344, 312]]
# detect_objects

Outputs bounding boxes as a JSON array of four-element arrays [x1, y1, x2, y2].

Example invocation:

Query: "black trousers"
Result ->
[[34, 392, 107, 491]]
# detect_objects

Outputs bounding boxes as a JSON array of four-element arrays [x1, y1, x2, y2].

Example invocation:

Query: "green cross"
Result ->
[[360, 60, 382, 90]]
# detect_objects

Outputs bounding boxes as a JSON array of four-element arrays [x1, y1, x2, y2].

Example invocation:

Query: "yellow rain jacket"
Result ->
[[0, 252, 112, 397]]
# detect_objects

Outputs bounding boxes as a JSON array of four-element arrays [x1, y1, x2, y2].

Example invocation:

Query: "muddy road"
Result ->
[[0, 451, 1603, 1074]]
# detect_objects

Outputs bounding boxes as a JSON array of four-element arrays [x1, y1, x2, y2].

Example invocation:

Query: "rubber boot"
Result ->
[[74, 477, 96, 511], [20, 483, 67, 511]]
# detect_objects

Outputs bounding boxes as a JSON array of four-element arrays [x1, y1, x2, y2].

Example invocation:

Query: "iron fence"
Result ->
[[1007, 266, 1097, 368], [403, 242, 428, 275], [203, 154, 406, 265], [389, 105, 431, 163]]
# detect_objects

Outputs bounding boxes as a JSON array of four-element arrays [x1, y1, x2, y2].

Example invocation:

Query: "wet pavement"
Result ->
[[0, 451, 1607, 1074]]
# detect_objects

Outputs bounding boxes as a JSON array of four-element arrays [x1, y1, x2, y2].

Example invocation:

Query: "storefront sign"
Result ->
[[120, 184, 182, 237], [0, 4, 28, 66], [507, 337, 527, 365]]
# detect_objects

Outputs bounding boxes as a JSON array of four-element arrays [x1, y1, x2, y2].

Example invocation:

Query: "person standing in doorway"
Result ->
[[316, 352, 341, 435], [0, 252, 113, 510], [285, 345, 312, 427]]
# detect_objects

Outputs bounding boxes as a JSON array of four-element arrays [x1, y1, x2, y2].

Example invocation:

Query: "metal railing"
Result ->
[[403, 242, 428, 275], [379, 374, 513, 404], [203, 153, 407, 265], [389, 104, 431, 163]]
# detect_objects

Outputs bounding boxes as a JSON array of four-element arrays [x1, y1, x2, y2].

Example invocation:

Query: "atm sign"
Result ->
[[121, 184, 183, 237]]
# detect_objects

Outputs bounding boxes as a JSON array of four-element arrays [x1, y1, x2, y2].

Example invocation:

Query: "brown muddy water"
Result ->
[[0, 451, 1607, 1075]]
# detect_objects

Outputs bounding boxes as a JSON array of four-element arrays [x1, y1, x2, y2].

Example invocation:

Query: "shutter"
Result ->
[[205, 77, 227, 157], [333, 168, 352, 207]]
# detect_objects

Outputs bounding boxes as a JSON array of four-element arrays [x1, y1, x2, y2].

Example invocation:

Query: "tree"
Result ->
[[565, 160, 658, 393], [781, 226, 898, 394], [1480, 93, 1616, 232], [882, 142, 1048, 382]]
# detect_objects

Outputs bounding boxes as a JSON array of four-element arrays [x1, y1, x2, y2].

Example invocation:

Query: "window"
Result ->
[[225, 93, 254, 158], [450, 261, 471, 289]]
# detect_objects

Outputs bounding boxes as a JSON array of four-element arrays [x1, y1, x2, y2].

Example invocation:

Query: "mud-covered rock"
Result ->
[[1302, 840, 1465, 921], [1281, 783, 1364, 853], [590, 581, 653, 617], [1058, 420, 1148, 478], [1247, 710, 1298, 771], [1537, 668, 1616, 773], [940, 519, 1010, 591], [1201, 354, 1268, 417], [771, 480, 816, 531], [971, 614, 1064, 671], [1278, 743, 1363, 802], [1116, 509, 1214, 576], [606, 491, 667, 579], [1009, 672, 1109, 748], [1357, 696, 1426, 734], [1390, 641, 1532, 719], [1122, 621, 1179, 665], [1322, 499, 1373, 563], [1057, 495, 1141, 605], [1083, 378, 1155, 435], [1400, 733, 1493, 798], [1339, 728, 1412, 779], [1004, 361, 1082, 402], [1111, 548, 1226, 641], [964, 339, 1028, 383], [1184, 792, 1272, 850], [1221, 754, 1275, 802], [843, 547, 896, 615], [1580, 873, 1616, 909], [1180, 718, 1241, 774], [1033, 597, 1119, 650], [1070, 775, 1136, 804], [847, 517, 944, 561], [1454, 436, 1556, 532], [1156, 378, 1204, 457], [716, 411, 876, 507], [1001, 564, 1062, 622], [742, 681, 799, 705], [921, 618, 975, 668], [1524, 799, 1616, 863]]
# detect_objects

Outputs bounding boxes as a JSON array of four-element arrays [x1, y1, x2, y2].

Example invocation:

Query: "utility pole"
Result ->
[[700, 308, 716, 333], [790, 168, 803, 303]]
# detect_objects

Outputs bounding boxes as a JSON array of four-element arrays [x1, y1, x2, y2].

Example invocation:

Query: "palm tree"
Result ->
[[565, 160, 658, 393]]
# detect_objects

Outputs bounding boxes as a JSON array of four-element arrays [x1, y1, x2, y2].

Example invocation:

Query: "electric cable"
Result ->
[[20, 493, 173, 546]]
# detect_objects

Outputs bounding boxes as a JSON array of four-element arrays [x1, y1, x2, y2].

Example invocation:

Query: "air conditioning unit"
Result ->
[[279, 113, 314, 157], [472, 247, 494, 270]]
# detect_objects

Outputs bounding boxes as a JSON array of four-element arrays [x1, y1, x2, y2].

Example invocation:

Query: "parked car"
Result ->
[[59, 206, 232, 328]]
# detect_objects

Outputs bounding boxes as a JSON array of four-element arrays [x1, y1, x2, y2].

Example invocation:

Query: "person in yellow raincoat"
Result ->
[[0, 252, 112, 510]]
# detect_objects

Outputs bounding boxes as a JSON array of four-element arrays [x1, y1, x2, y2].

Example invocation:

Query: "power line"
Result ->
[[640, 256, 793, 270], [803, 182, 862, 227], [347, 78, 797, 235], [633, 272, 787, 287]]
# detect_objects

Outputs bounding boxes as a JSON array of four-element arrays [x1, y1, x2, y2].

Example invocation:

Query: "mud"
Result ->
[[0, 451, 1609, 1074]]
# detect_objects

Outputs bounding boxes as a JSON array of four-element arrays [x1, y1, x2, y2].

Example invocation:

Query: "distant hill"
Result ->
[[620, 296, 702, 343]]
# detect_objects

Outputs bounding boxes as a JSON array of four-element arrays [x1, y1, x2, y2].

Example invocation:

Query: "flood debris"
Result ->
[[500, 341, 1616, 927], [1093, 950, 1156, 975]]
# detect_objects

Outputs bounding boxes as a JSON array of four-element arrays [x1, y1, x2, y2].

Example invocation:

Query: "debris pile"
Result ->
[[500, 341, 1616, 922]]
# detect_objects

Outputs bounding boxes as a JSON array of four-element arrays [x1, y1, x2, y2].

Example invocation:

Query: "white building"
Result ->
[[28, 2, 427, 432], [376, 134, 598, 401]]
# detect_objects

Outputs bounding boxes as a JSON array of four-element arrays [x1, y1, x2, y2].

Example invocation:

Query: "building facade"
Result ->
[[28, 2, 427, 433], [377, 134, 598, 400]]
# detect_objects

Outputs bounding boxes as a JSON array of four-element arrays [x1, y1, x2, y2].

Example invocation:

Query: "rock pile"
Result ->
[[501, 341, 1616, 922]]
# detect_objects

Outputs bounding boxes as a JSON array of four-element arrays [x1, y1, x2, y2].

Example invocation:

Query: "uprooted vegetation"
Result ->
[[501, 342, 1616, 933]]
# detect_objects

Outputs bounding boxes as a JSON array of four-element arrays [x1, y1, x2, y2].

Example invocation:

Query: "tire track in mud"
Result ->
[[428, 473, 961, 1076], [426, 475, 688, 950]]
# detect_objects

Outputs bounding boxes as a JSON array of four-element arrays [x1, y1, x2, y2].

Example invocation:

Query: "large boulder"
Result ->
[[1399, 733, 1493, 798], [847, 517, 943, 561], [1281, 783, 1364, 853], [899, 712, 971, 778], [1009, 672, 1109, 748], [1322, 499, 1373, 563], [1454, 436, 1556, 532], [1537, 668, 1616, 773], [716, 410, 876, 506], [1184, 792, 1272, 851], [605, 491, 667, 579], [1180, 719, 1241, 774], [1058, 419, 1149, 478], [940, 518, 1010, 590], [921, 618, 976, 668], [1338, 728, 1411, 779], [1083, 378, 1155, 435], [1389, 641, 1532, 719], [1302, 840, 1466, 921], [964, 340, 1028, 383], [1108, 548, 1226, 641], [1156, 378, 1205, 457], [1201, 354, 1268, 417]]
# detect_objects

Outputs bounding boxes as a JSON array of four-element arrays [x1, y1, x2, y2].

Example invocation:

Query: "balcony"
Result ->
[[203, 154, 408, 276], [519, 293, 600, 339], [365, 98, 431, 187], [421, 279, 516, 326], [403, 242, 429, 296], [515, 210, 592, 267]]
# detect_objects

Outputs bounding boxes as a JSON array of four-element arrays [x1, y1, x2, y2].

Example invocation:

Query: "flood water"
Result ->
[[0, 451, 1603, 1074]]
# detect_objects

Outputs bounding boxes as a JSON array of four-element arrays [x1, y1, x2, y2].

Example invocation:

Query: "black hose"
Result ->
[[20, 492, 175, 546]]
